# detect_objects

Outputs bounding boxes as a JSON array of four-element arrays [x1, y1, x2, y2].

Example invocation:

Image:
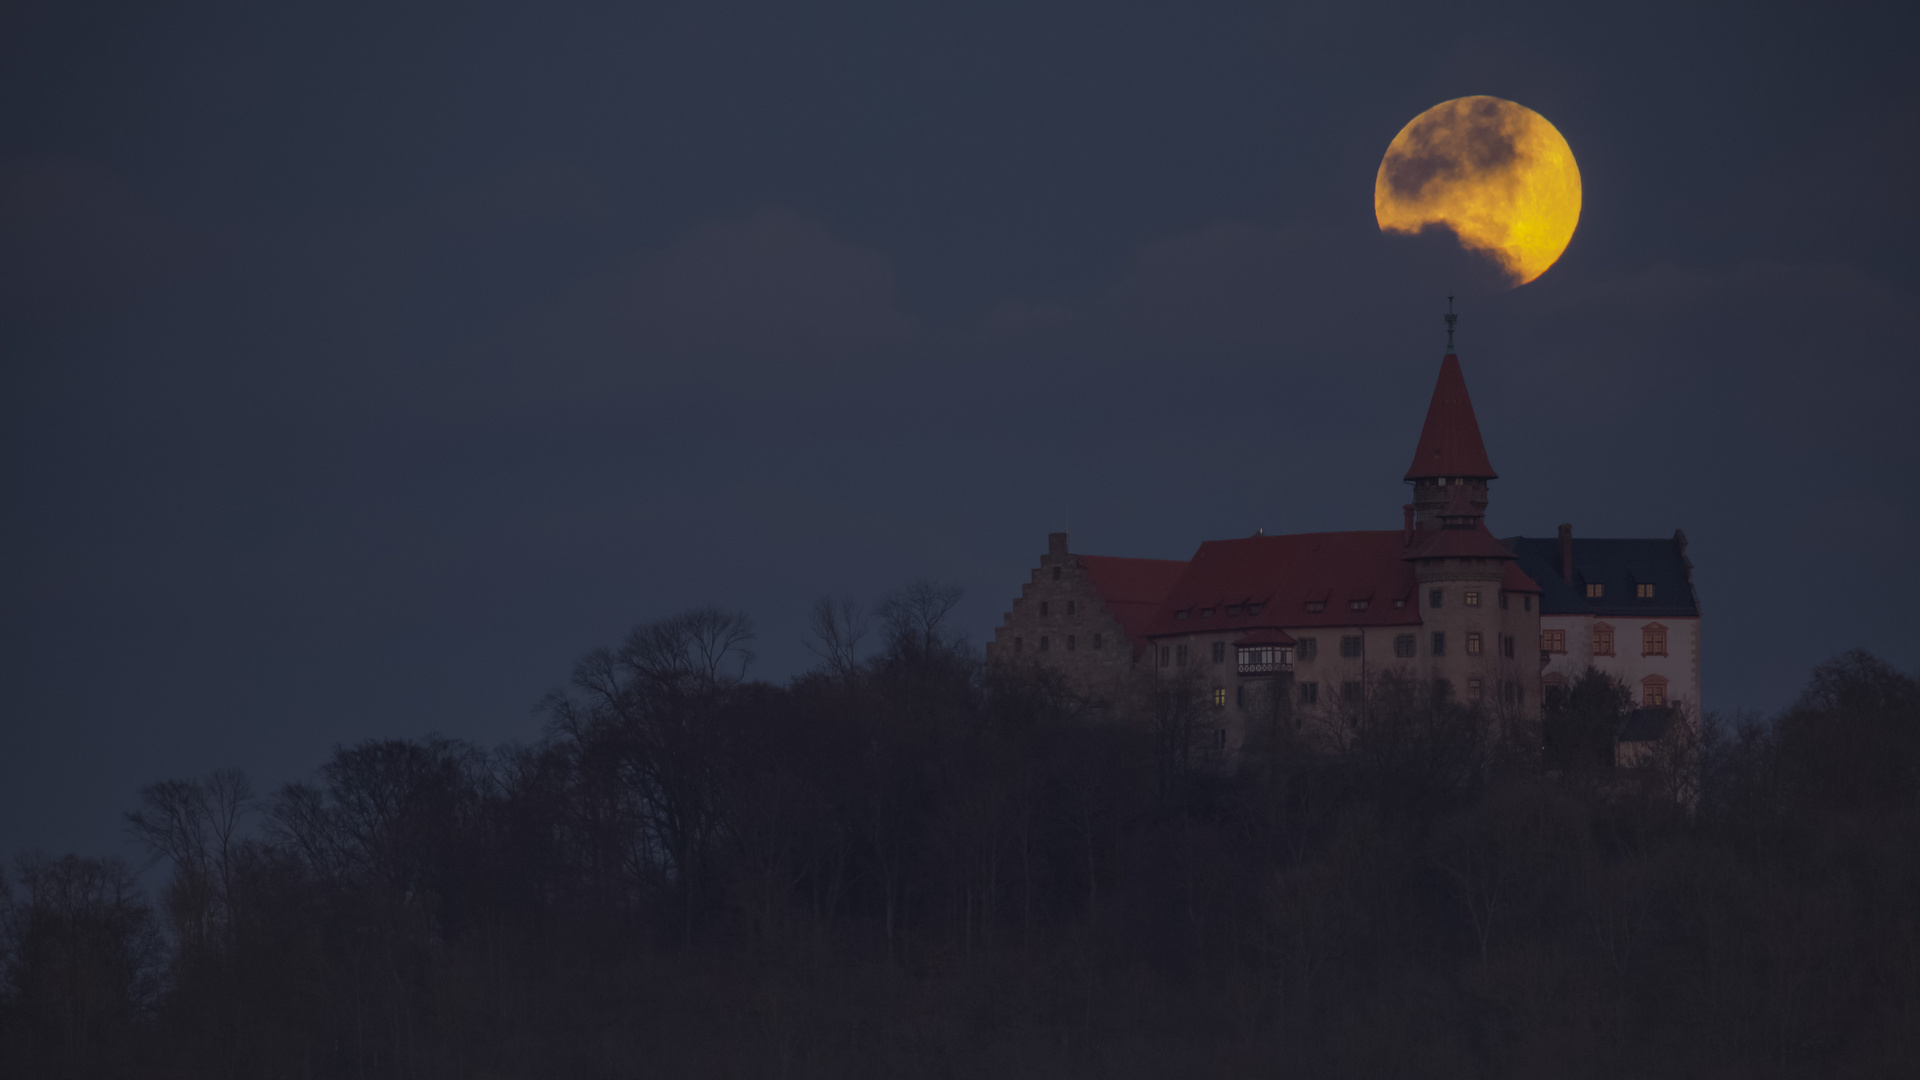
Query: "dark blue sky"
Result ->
[[4, 0, 1916, 861]]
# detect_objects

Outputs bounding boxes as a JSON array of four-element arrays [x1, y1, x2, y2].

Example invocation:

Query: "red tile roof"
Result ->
[[1078, 555, 1189, 643], [1405, 354, 1497, 481], [1233, 628, 1298, 646], [1142, 531, 1425, 638]]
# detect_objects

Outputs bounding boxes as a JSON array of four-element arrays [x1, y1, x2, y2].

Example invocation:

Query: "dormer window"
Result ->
[[1226, 604, 1242, 615], [1586, 583, 1604, 599], [1245, 603, 1262, 615], [1636, 584, 1655, 599], [1176, 609, 1188, 620], [1304, 601, 1324, 613], [1393, 598, 1406, 609], [1349, 599, 1369, 611], [1201, 607, 1214, 617]]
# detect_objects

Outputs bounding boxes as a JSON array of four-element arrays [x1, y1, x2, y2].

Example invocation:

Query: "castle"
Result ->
[[985, 326, 1702, 759]]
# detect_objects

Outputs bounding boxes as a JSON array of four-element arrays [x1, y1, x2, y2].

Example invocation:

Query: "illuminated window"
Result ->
[[1212, 641, 1225, 663], [1394, 634, 1415, 658], [1431, 632, 1446, 656], [1593, 623, 1615, 656], [1636, 584, 1655, 599], [1340, 635, 1363, 658], [1642, 675, 1668, 707], [1466, 632, 1483, 656], [1299, 681, 1318, 704], [1465, 591, 1481, 607], [1642, 623, 1668, 657], [1212, 688, 1227, 708], [1429, 589, 1444, 608], [1542, 629, 1566, 653], [1586, 583, 1604, 599]]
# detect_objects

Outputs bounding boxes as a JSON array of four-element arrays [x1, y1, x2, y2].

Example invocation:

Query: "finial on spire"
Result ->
[[1444, 295, 1457, 353]]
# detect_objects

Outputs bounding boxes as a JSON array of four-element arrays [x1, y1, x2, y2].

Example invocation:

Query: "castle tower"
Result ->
[[1404, 308, 1498, 529]]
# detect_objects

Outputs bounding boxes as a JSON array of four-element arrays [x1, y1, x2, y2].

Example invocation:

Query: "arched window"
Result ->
[[1641, 675, 1668, 708]]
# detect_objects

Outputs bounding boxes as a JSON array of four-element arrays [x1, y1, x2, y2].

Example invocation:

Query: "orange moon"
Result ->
[[1375, 96, 1582, 287]]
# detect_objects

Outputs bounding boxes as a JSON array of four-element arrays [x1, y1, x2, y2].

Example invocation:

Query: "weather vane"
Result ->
[[1444, 294, 1458, 352]]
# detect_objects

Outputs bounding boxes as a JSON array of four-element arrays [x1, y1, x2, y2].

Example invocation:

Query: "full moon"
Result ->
[[1375, 96, 1581, 287]]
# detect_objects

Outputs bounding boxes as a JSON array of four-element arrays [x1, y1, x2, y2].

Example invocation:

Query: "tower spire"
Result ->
[[1444, 295, 1457, 354]]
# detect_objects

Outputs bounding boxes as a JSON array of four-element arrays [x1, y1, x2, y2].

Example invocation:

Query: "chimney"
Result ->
[[1048, 532, 1069, 557], [1402, 504, 1415, 547], [1558, 523, 1573, 584]]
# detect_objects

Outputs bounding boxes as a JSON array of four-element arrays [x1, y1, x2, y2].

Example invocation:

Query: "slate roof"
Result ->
[[1078, 555, 1189, 643], [1405, 354, 1498, 481], [1503, 532, 1700, 618]]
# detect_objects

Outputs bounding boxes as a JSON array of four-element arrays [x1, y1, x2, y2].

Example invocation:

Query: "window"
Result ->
[[1092, 633, 1103, 650], [1642, 675, 1668, 708], [1593, 623, 1615, 656], [1237, 645, 1291, 675], [1465, 591, 1481, 607], [1201, 608, 1214, 617], [1524, 595, 1532, 612], [1642, 623, 1668, 656], [1067, 600, 1076, 615], [1159, 646, 1170, 667], [1340, 635, 1363, 658], [1431, 632, 1446, 657], [1212, 641, 1225, 663], [1542, 629, 1566, 653], [1394, 634, 1416, 658], [1636, 584, 1655, 599], [1213, 728, 1228, 750], [1066, 635, 1076, 651], [1299, 682, 1319, 704], [1176, 644, 1189, 667], [1212, 688, 1227, 708], [1014, 636, 1023, 653], [1466, 632, 1483, 656], [1176, 609, 1188, 620], [1341, 681, 1362, 702], [1586, 583, 1604, 599], [1349, 599, 1369, 611], [1246, 604, 1262, 615], [1235, 685, 1245, 708], [1304, 601, 1324, 613], [1468, 677, 1484, 700], [1502, 681, 1516, 705], [1499, 592, 1510, 610], [1040, 636, 1050, 652], [1051, 566, 1060, 581], [1297, 638, 1318, 660], [1040, 601, 1049, 616], [1393, 598, 1406, 609], [1501, 634, 1515, 659], [1430, 589, 1444, 608]]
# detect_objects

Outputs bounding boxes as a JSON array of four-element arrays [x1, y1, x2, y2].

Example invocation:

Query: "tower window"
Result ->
[[1052, 566, 1060, 581], [1429, 589, 1444, 608], [1524, 595, 1532, 612], [1212, 688, 1227, 708], [1014, 636, 1023, 653], [1235, 685, 1245, 707], [1466, 632, 1483, 656], [1586, 583, 1605, 599], [1465, 591, 1481, 607], [1299, 682, 1319, 704], [1212, 641, 1226, 663], [1636, 584, 1655, 599], [1213, 728, 1228, 750], [1040, 601, 1049, 616], [1297, 638, 1318, 661], [1499, 592, 1509, 610], [1431, 632, 1446, 657], [1501, 634, 1515, 658], [1542, 629, 1566, 653], [1340, 635, 1363, 658], [1393, 634, 1415, 658]]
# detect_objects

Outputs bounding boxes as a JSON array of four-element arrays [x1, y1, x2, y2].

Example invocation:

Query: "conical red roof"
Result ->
[[1404, 353, 1497, 481]]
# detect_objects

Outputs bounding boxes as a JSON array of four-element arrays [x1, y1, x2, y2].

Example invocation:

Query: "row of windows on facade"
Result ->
[[1155, 629, 1518, 668], [1541, 623, 1668, 657], [1012, 632, 1099, 653], [1543, 671, 1672, 707], [1279, 677, 1523, 708], [1171, 586, 1534, 620]]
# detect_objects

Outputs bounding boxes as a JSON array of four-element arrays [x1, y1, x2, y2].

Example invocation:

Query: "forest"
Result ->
[[3, 584, 1917, 1079]]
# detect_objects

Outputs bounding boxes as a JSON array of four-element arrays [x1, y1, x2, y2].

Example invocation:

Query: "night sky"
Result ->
[[4, 1, 1916, 861]]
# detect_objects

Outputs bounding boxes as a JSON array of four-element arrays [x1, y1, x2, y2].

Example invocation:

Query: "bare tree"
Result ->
[[126, 769, 256, 950], [877, 578, 965, 666], [803, 595, 869, 678]]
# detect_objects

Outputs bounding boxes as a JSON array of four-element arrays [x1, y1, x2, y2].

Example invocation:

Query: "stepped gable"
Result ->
[[1078, 555, 1189, 642], [1405, 353, 1498, 481], [1143, 531, 1424, 639]]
